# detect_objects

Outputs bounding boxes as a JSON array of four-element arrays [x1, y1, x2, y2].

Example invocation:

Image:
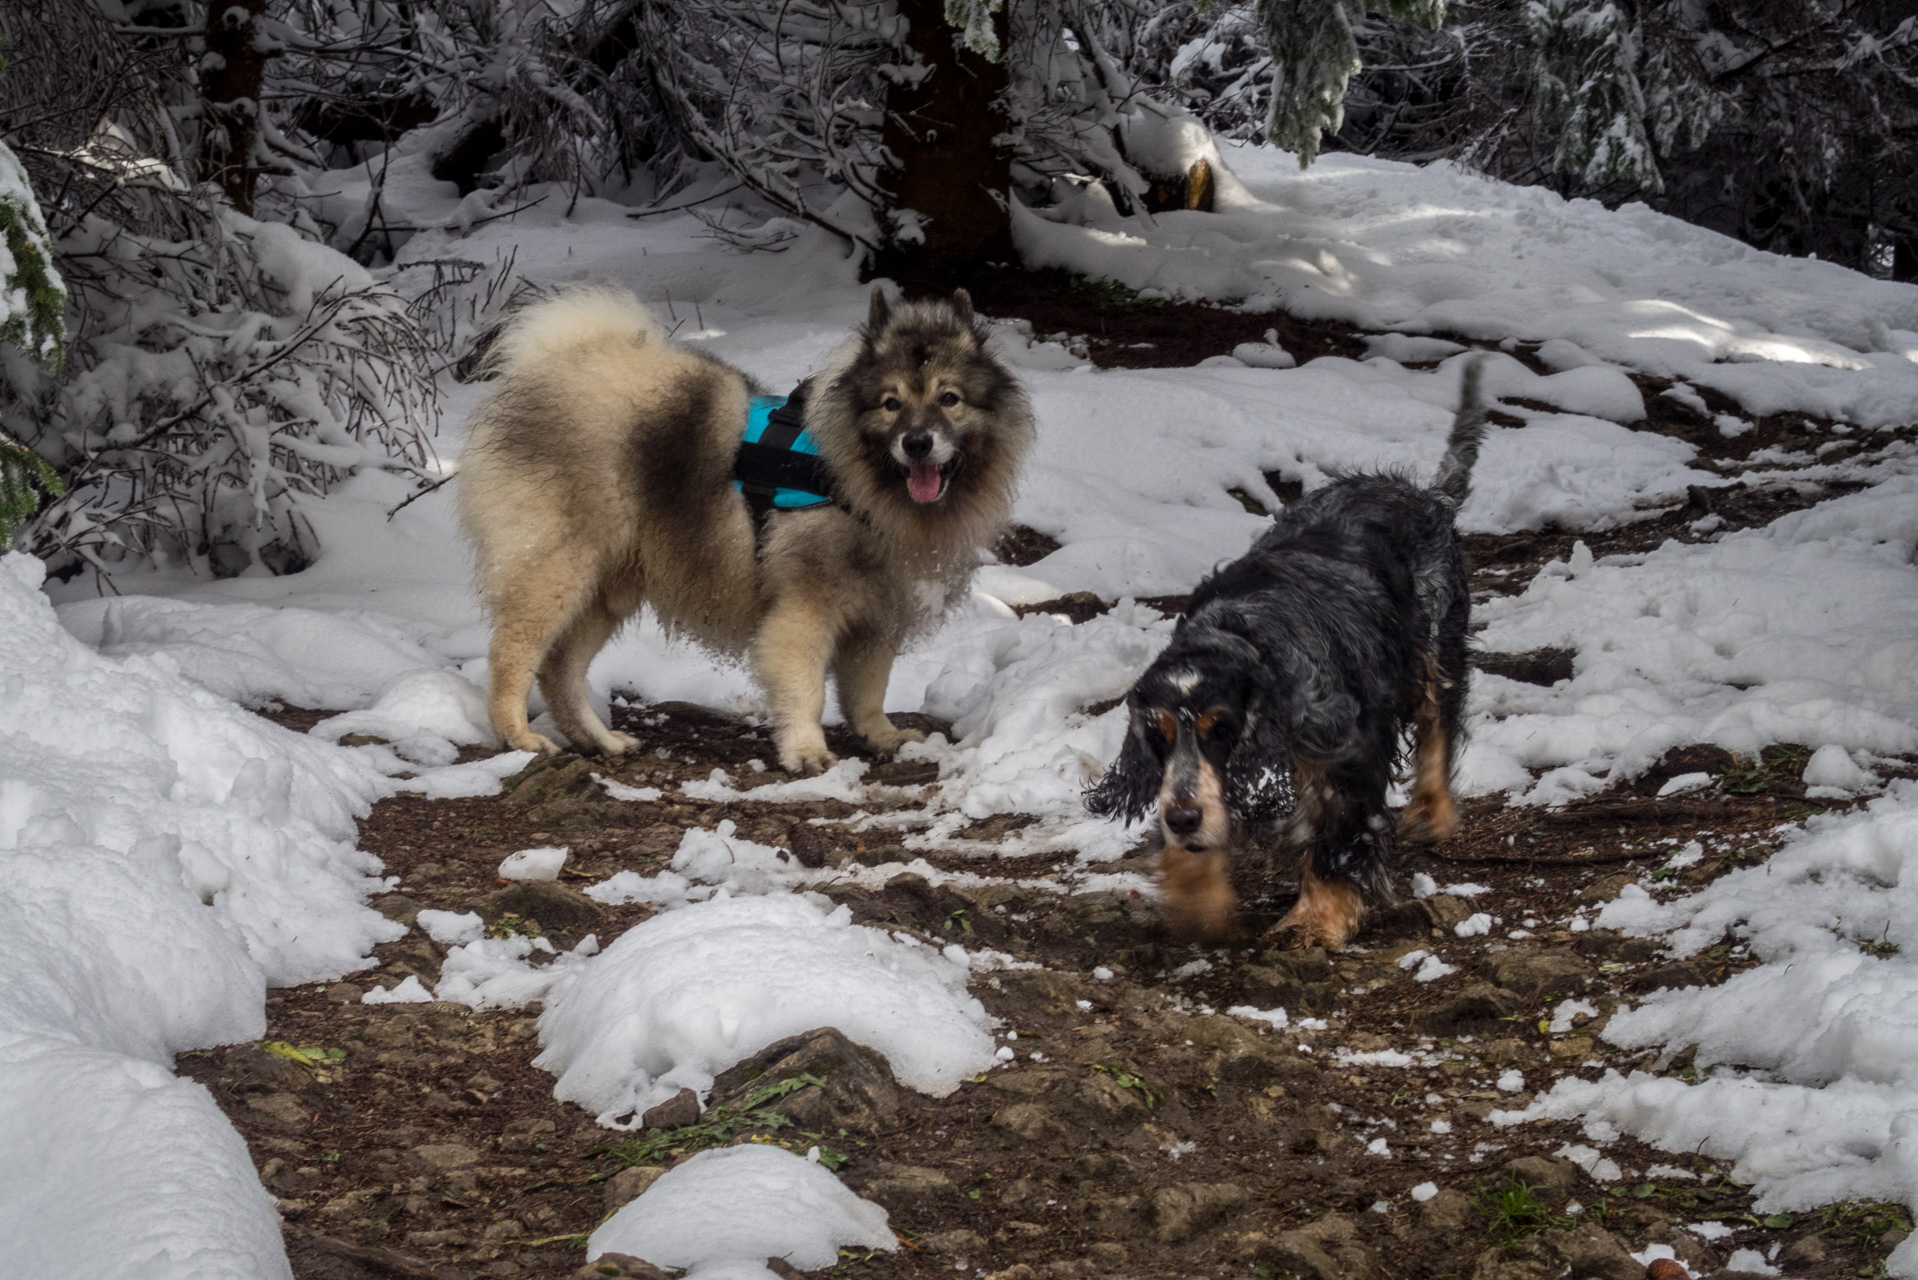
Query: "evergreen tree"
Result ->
[[0, 135, 65, 546], [1256, 0, 1446, 165]]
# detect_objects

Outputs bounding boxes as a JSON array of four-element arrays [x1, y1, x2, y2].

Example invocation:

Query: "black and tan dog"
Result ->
[[1086, 360, 1487, 948], [458, 286, 1032, 774]]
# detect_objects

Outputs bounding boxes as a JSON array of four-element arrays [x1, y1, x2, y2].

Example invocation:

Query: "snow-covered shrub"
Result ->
[[606, 0, 902, 252], [0, 140, 63, 364], [1132, 2, 1274, 143], [0, 0, 442, 581], [20, 197, 438, 580]]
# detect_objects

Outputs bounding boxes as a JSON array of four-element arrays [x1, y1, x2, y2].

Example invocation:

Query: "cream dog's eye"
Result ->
[[883, 396, 902, 412], [938, 390, 960, 407]]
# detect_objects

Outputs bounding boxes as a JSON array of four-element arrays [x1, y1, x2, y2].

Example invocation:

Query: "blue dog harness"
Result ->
[[732, 379, 838, 530]]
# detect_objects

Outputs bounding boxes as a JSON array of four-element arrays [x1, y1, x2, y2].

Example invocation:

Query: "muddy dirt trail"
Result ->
[[181, 315, 1917, 1280]]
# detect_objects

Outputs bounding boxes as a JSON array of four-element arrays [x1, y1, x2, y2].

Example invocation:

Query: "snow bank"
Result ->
[[0, 553, 402, 1277], [1006, 354, 1718, 601], [1510, 783, 1918, 1277], [587, 1145, 896, 1276], [1012, 144, 1918, 428], [910, 604, 1170, 859], [535, 894, 996, 1125], [1, 555, 399, 983], [1467, 477, 1918, 801], [57, 593, 446, 711], [312, 667, 498, 764]]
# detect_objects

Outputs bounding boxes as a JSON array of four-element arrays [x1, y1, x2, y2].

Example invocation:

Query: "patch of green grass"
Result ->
[[261, 1041, 347, 1077], [1474, 1175, 1573, 1246], [1717, 754, 1775, 795], [1809, 1200, 1913, 1246], [1861, 925, 1901, 959], [607, 1074, 849, 1170], [486, 912, 539, 939], [1089, 1062, 1160, 1107], [1764, 743, 1813, 771]]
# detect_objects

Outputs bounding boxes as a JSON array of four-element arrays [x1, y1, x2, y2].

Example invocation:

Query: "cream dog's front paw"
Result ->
[[859, 718, 926, 754], [779, 736, 839, 776]]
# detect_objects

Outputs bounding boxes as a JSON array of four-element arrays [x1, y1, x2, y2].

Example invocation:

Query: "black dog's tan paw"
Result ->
[[1266, 874, 1366, 950], [1398, 791, 1459, 844]]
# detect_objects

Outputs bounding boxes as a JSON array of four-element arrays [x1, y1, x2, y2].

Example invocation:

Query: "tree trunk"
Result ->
[[874, 0, 1013, 292], [199, 0, 269, 214]]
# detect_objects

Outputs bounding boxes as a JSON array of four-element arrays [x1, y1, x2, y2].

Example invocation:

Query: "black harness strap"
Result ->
[[733, 379, 841, 534]]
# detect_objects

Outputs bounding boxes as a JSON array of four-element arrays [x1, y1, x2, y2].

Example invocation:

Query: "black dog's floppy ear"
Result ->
[[867, 284, 892, 334], [1084, 708, 1160, 823], [1225, 704, 1296, 823]]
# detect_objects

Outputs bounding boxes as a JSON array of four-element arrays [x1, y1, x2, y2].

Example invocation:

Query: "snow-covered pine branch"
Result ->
[[0, 131, 69, 545], [1255, 0, 1445, 165], [0, 139, 64, 365]]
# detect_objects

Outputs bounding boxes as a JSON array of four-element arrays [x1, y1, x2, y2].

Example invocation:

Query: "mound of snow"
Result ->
[[588, 820, 817, 907], [313, 668, 498, 765], [1801, 743, 1879, 794], [910, 605, 1171, 859], [588, 1145, 896, 1276], [1511, 783, 1918, 1277], [1467, 477, 1918, 801], [535, 893, 995, 1124], [56, 593, 443, 711], [0, 553, 401, 1278]]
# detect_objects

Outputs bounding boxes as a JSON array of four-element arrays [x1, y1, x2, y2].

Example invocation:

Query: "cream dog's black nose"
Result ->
[[902, 431, 934, 460]]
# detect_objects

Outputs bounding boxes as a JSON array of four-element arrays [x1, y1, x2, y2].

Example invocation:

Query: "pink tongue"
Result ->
[[908, 462, 944, 503]]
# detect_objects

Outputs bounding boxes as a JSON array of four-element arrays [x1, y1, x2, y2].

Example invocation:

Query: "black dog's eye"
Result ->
[[882, 395, 902, 412], [1195, 708, 1239, 741], [1152, 709, 1178, 741], [938, 390, 960, 407]]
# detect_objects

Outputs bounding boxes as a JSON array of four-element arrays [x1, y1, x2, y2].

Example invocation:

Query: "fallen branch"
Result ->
[[384, 471, 454, 521]]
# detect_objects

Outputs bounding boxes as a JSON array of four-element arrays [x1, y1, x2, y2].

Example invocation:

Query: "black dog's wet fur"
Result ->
[[1088, 359, 1486, 916]]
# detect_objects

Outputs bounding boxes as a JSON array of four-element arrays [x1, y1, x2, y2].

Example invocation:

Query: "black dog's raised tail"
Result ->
[[1431, 355, 1488, 507]]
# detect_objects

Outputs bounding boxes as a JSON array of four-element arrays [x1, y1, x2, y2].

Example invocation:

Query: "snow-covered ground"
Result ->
[[7, 140, 1918, 1275]]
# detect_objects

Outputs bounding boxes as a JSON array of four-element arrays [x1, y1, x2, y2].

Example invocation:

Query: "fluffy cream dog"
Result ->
[[458, 286, 1033, 773]]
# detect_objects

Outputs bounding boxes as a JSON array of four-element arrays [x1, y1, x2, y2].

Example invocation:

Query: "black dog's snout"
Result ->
[[1164, 806, 1203, 837], [902, 431, 934, 460]]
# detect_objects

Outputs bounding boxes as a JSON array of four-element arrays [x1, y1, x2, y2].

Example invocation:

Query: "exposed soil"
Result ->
[[206, 690, 1908, 1280], [967, 267, 1370, 370], [186, 293, 1916, 1280]]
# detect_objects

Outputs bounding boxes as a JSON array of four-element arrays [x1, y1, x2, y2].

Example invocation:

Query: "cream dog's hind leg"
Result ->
[[835, 633, 925, 754], [484, 549, 606, 755], [754, 595, 840, 775], [537, 595, 639, 755]]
